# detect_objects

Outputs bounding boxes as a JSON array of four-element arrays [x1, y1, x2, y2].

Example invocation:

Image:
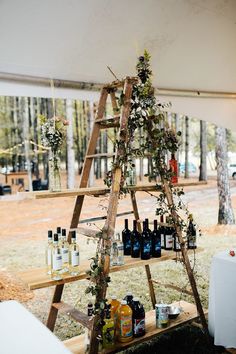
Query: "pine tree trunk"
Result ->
[[184, 116, 189, 178], [215, 126, 235, 224], [21, 97, 33, 191], [66, 99, 75, 189], [199, 120, 207, 181]]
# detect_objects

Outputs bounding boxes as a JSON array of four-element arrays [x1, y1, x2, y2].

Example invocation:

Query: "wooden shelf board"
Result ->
[[63, 300, 206, 354], [18, 181, 207, 200], [17, 248, 203, 291]]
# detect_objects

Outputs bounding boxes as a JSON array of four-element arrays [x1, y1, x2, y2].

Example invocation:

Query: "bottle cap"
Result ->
[[53, 233, 58, 242], [111, 295, 117, 300], [71, 230, 76, 239], [57, 227, 61, 234], [62, 228, 66, 236], [121, 300, 127, 305], [126, 292, 132, 296], [48, 230, 53, 238], [133, 297, 139, 302]]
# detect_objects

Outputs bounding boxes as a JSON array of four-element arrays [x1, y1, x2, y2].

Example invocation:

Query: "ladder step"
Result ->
[[79, 210, 134, 225], [52, 301, 93, 329], [95, 115, 120, 129], [86, 153, 115, 159]]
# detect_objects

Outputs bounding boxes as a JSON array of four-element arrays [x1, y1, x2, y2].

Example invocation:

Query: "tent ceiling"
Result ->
[[0, 0, 236, 93]]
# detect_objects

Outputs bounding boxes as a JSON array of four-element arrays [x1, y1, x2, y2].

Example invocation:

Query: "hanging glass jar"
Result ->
[[48, 150, 61, 192]]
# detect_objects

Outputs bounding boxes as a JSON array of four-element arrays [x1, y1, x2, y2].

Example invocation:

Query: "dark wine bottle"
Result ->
[[151, 220, 161, 257], [164, 216, 173, 250], [122, 219, 131, 256], [187, 214, 197, 249], [145, 218, 151, 233], [141, 221, 151, 260], [173, 231, 181, 252], [160, 215, 165, 249], [131, 220, 141, 258]]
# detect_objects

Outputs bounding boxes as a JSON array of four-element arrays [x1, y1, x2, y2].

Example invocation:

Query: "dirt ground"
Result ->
[[1, 174, 236, 341]]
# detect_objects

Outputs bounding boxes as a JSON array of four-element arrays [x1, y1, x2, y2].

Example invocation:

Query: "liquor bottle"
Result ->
[[141, 221, 151, 260], [45, 230, 53, 274], [169, 153, 178, 184], [85, 302, 93, 353], [117, 300, 133, 343], [123, 292, 134, 307], [160, 215, 165, 249], [132, 298, 145, 337], [56, 226, 62, 241], [187, 214, 197, 249], [164, 217, 173, 250], [151, 220, 161, 257], [131, 220, 141, 258], [116, 232, 124, 266], [122, 219, 131, 256], [102, 305, 115, 349], [51, 233, 62, 280], [173, 231, 181, 252], [69, 230, 80, 275], [59, 228, 69, 273]]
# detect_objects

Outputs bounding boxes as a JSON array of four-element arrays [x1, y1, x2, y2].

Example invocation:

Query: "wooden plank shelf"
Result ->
[[17, 248, 203, 291], [63, 301, 207, 354], [18, 181, 207, 200]]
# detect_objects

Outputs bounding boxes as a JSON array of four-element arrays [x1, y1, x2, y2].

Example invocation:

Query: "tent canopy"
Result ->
[[0, 0, 235, 129]]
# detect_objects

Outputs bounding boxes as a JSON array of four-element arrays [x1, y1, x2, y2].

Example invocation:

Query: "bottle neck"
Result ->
[[160, 215, 164, 223], [143, 221, 146, 231], [133, 220, 137, 231], [171, 153, 175, 160], [124, 219, 128, 229], [154, 220, 158, 230]]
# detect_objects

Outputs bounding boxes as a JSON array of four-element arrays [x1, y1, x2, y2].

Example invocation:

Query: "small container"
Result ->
[[155, 304, 169, 328]]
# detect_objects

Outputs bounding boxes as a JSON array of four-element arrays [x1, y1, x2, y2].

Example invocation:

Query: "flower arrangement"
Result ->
[[39, 115, 69, 153], [39, 115, 68, 191]]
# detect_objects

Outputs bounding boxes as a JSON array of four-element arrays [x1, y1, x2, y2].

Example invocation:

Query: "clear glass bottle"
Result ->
[[110, 237, 118, 266], [51, 233, 62, 280], [45, 230, 53, 274], [69, 230, 80, 275], [59, 228, 69, 273], [57, 226, 62, 242], [117, 232, 124, 266]]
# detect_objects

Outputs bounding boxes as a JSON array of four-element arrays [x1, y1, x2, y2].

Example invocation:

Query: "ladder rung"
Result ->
[[52, 301, 93, 329], [95, 115, 120, 129], [79, 210, 134, 225], [86, 153, 115, 159]]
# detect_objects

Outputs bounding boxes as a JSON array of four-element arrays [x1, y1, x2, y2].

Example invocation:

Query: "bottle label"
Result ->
[[133, 240, 140, 252], [52, 254, 62, 271], [71, 251, 80, 266], [47, 249, 51, 265], [155, 240, 161, 252], [165, 235, 173, 248], [161, 234, 164, 247], [143, 240, 151, 254], [62, 248, 69, 263], [188, 236, 196, 247], [134, 318, 145, 335], [125, 239, 131, 250], [120, 315, 132, 338]]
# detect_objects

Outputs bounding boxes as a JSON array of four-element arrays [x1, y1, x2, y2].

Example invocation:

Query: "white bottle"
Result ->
[[116, 232, 124, 266], [59, 228, 69, 273], [69, 230, 80, 275], [51, 233, 62, 280], [45, 230, 53, 274]]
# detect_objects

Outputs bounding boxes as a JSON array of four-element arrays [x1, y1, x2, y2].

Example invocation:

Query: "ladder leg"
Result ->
[[145, 264, 156, 309], [46, 284, 64, 331]]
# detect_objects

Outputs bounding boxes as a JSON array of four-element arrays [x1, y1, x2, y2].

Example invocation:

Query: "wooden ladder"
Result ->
[[46, 76, 209, 354]]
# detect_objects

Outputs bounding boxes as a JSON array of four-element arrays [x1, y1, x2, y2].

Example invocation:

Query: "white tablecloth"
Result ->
[[208, 250, 236, 348], [0, 300, 71, 354]]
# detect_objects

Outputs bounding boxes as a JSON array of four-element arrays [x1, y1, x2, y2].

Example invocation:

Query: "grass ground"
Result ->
[[1, 175, 236, 352]]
